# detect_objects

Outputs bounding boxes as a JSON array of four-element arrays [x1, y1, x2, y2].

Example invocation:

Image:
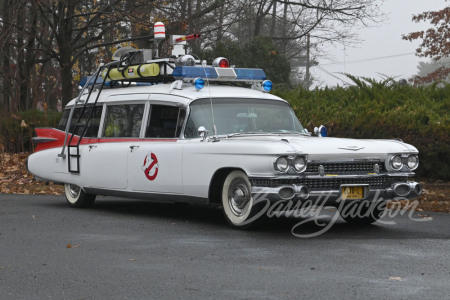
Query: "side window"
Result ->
[[57, 106, 103, 137], [103, 104, 145, 138], [145, 105, 185, 138], [57, 109, 70, 131], [81, 106, 103, 137]]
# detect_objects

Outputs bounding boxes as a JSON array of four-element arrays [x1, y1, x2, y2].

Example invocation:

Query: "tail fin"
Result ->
[[32, 128, 66, 152]]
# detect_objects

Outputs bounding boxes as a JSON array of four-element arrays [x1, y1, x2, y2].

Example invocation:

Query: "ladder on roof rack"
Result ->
[[59, 62, 116, 173]]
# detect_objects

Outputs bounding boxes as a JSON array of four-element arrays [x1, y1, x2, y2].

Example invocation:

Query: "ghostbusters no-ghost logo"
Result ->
[[142, 152, 159, 181]]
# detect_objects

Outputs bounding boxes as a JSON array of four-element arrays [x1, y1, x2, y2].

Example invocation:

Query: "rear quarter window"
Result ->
[[57, 106, 103, 137], [103, 104, 145, 138]]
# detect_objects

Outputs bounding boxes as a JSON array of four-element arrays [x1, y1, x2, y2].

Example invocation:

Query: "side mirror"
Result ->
[[198, 126, 208, 141], [314, 125, 328, 137]]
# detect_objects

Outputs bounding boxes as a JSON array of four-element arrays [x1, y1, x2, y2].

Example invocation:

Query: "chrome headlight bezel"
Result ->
[[386, 153, 419, 172], [390, 155, 403, 171], [274, 155, 307, 173], [274, 156, 289, 173], [406, 154, 419, 170], [293, 156, 307, 173]]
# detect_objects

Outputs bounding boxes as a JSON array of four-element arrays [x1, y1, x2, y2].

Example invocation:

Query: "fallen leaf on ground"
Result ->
[[389, 276, 403, 281], [417, 214, 434, 220]]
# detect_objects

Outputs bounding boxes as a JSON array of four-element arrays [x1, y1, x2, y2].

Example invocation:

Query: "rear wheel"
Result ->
[[64, 183, 96, 208], [339, 200, 386, 224], [221, 170, 265, 228]]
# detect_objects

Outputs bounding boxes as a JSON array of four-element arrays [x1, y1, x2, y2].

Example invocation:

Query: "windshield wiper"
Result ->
[[269, 131, 310, 136], [227, 132, 268, 137], [227, 131, 310, 137]]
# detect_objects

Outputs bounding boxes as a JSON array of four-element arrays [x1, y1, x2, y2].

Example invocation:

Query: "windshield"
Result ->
[[184, 98, 305, 138]]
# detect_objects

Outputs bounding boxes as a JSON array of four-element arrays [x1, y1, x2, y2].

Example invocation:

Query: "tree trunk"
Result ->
[[57, 1, 76, 106], [16, 3, 26, 111], [270, 0, 276, 37], [217, 0, 225, 44], [0, 0, 12, 112], [282, 1, 288, 53], [60, 62, 75, 106], [21, 4, 38, 110]]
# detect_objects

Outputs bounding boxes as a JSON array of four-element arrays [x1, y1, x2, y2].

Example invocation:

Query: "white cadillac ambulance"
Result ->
[[27, 26, 421, 227]]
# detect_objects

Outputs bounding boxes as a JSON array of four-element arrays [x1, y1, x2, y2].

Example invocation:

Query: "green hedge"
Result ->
[[274, 80, 450, 180], [1, 80, 449, 180]]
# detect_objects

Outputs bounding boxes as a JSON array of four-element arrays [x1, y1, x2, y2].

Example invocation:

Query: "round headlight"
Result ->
[[275, 156, 289, 172], [407, 154, 419, 170], [390, 155, 403, 170], [293, 156, 306, 173]]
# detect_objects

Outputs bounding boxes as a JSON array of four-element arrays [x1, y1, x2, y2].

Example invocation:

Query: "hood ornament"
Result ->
[[338, 145, 365, 151]]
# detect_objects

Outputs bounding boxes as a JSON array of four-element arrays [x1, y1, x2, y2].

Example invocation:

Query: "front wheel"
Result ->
[[64, 183, 96, 208], [339, 200, 386, 224], [221, 170, 265, 228]]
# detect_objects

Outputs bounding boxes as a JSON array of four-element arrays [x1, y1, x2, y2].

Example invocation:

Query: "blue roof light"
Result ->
[[262, 80, 273, 92], [79, 76, 110, 87], [235, 68, 267, 80], [319, 125, 328, 137], [173, 66, 268, 82], [193, 78, 205, 90], [172, 66, 218, 79]]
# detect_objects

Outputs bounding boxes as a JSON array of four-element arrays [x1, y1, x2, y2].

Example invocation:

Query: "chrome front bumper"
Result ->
[[251, 181, 422, 205]]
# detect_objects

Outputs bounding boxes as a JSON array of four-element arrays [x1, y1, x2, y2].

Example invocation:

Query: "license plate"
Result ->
[[341, 186, 364, 200]]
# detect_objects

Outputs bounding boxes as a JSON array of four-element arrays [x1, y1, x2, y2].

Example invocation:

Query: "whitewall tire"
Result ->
[[64, 183, 96, 208], [221, 170, 261, 228]]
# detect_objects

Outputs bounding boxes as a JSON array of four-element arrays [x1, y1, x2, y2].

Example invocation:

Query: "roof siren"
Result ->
[[154, 22, 165, 40], [153, 22, 165, 58]]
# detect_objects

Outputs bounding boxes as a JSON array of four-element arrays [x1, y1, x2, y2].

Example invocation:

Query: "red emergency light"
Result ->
[[212, 57, 230, 68]]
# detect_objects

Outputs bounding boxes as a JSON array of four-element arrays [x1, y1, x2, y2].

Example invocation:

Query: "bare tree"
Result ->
[[0, 0, 382, 110]]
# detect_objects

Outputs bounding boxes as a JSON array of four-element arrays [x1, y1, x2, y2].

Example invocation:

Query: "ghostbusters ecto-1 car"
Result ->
[[27, 28, 421, 227]]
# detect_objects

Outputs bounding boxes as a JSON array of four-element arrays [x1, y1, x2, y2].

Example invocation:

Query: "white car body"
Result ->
[[27, 48, 421, 227]]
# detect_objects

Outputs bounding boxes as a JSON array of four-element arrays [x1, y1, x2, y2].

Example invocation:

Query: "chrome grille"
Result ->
[[251, 176, 405, 190], [306, 161, 385, 174]]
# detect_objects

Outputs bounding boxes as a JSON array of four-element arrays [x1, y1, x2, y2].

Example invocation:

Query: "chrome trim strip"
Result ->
[[248, 173, 414, 180], [32, 137, 58, 145], [83, 188, 208, 205]]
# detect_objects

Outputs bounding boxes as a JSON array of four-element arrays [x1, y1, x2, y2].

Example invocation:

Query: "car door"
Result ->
[[83, 95, 148, 190], [127, 100, 186, 194]]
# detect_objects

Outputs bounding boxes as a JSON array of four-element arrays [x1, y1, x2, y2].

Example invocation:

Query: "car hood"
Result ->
[[225, 134, 418, 159]]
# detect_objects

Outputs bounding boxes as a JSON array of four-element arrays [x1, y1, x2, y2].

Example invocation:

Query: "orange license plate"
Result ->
[[341, 186, 364, 200]]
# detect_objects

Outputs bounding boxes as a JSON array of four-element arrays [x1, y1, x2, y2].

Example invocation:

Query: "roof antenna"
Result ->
[[193, 54, 219, 142]]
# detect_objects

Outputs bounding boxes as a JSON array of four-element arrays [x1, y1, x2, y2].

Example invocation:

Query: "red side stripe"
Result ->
[[33, 128, 178, 152]]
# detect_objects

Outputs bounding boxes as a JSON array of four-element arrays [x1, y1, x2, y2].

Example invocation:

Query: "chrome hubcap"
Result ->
[[228, 180, 251, 217], [68, 184, 80, 199]]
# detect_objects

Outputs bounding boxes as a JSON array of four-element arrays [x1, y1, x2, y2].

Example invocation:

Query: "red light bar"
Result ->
[[175, 34, 201, 42]]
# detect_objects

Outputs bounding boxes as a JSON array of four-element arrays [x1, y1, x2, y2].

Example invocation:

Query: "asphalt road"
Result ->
[[1, 193, 449, 299]]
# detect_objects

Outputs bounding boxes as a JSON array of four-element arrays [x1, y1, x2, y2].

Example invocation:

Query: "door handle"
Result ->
[[88, 145, 97, 151], [130, 145, 140, 152]]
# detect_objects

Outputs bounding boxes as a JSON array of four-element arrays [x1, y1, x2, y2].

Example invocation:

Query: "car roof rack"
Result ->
[[62, 22, 274, 168]]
